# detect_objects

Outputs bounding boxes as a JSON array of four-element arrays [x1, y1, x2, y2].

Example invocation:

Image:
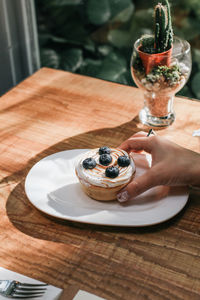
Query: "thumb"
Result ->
[[117, 170, 158, 202]]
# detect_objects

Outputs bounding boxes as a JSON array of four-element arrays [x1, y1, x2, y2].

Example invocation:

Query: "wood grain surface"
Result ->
[[0, 68, 200, 300]]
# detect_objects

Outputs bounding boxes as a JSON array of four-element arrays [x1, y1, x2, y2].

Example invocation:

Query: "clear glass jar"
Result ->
[[131, 36, 192, 127]]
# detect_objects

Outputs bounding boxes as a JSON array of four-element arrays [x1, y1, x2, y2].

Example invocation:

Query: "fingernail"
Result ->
[[117, 190, 130, 203]]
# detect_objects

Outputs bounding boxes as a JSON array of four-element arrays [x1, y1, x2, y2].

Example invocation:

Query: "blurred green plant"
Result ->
[[36, 0, 200, 100]]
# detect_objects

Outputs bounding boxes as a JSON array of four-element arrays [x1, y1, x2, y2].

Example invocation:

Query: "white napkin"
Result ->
[[0, 267, 62, 299], [73, 290, 106, 300], [193, 129, 200, 136]]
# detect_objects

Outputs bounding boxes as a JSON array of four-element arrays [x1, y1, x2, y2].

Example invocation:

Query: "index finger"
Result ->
[[119, 137, 153, 154]]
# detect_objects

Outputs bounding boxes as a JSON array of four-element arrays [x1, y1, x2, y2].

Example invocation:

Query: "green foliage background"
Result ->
[[36, 0, 200, 100]]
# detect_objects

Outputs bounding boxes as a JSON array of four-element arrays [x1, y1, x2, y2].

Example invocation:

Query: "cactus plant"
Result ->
[[140, 35, 155, 54], [140, 0, 173, 54], [154, 0, 173, 53]]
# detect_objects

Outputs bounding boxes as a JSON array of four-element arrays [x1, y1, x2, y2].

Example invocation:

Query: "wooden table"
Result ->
[[1, 68, 200, 300]]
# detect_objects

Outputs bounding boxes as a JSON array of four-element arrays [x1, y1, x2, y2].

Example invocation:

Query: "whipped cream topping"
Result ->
[[75, 148, 135, 188]]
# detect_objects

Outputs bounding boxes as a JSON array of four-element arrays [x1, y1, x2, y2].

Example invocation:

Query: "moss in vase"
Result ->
[[146, 65, 182, 86]]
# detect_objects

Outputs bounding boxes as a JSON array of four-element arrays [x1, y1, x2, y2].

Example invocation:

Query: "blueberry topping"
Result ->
[[105, 166, 119, 178], [117, 155, 130, 167], [99, 154, 112, 166], [99, 146, 111, 155], [82, 157, 96, 169]]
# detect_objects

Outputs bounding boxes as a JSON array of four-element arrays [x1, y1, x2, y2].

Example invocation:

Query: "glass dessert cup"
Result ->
[[131, 36, 192, 127]]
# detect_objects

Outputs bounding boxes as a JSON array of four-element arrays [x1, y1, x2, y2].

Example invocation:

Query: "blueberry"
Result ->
[[99, 146, 111, 155], [99, 154, 112, 166], [105, 166, 119, 178], [82, 157, 96, 169], [117, 155, 130, 167]]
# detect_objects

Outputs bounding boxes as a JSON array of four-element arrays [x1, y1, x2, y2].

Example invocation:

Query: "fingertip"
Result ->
[[117, 190, 130, 203], [134, 131, 148, 137]]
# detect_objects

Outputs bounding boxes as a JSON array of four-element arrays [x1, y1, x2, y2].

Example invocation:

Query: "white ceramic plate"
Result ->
[[25, 149, 189, 227]]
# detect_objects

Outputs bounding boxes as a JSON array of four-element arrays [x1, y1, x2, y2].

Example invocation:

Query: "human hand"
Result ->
[[117, 131, 200, 203]]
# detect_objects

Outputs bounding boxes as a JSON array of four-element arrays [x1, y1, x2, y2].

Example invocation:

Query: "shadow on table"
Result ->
[[5, 116, 190, 243]]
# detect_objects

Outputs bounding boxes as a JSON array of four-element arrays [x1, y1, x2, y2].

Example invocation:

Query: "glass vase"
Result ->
[[131, 36, 192, 127]]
